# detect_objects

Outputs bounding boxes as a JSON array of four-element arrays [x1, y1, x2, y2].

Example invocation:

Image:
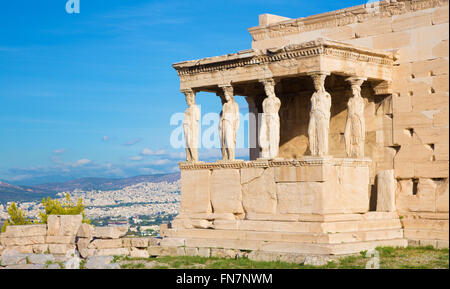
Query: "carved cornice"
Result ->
[[179, 157, 372, 170], [248, 0, 448, 41], [172, 39, 394, 77]]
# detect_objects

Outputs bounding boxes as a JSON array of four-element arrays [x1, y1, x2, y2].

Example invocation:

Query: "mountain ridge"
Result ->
[[0, 173, 180, 203]]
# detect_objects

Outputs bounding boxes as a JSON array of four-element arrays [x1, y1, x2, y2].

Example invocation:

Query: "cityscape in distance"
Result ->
[[0, 173, 181, 237]]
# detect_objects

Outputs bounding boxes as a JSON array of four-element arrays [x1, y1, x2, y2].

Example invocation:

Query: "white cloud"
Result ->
[[102, 136, 109, 142], [73, 159, 91, 167], [141, 148, 166, 156], [52, 149, 66, 155]]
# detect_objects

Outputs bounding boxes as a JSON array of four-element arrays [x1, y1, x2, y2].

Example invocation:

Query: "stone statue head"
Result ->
[[183, 90, 195, 106], [221, 85, 234, 102], [312, 74, 327, 92], [262, 79, 276, 98]]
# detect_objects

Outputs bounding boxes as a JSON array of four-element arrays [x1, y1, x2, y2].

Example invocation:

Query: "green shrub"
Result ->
[[38, 194, 90, 224], [1, 202, 33, 232]]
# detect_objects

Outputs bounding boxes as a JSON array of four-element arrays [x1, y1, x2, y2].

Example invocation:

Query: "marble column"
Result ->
[[182, 89, 200, 162], [344, 77, 367, 158], [259, 78, 281, 159], [308, 72, 331, 157], [218, 84, 239, 161]]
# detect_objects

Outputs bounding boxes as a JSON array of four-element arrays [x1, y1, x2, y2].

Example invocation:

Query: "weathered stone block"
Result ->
[[93, 226, 129, 239], [376, 170, 397, 212], [95, 248, 129, 256], [1, 236, 45, 246], [241, 168, 277, 214], [47, 215, 82, 236], [129, 248, 150, 258], [48, 244, 76, 255], [45, 235, 76, 244], [77, 223, 94, 239], [4, 224, 46, 238], [131, 238, 149, 248], [181, 169, 212, 213], [89, 239, 123, 249], [392, 12, 432, 32], [210, 169, 244, 214]]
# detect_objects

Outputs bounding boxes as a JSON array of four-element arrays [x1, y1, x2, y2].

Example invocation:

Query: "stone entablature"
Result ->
[[179, 157, 372, 170], [248, 0, 447, 42], [173, 39, 393, 91]]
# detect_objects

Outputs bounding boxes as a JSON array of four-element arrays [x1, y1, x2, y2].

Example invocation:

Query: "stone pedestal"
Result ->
[[164, 158, 407, 256]]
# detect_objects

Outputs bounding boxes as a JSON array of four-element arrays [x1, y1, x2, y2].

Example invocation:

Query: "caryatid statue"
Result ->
[[182, 89, 200, 162], [344, 77, 367, 158], [218, 85, 239, 161], [308, 72, 331, 157], [259, 78, 281, 159]]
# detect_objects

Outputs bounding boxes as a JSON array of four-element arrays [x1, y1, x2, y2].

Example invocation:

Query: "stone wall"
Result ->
[[0, 215, 161, 263], [248, 0, 449, 247]]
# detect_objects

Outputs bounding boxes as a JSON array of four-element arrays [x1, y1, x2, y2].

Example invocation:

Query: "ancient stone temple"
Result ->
[[162, 0, 449, 257]]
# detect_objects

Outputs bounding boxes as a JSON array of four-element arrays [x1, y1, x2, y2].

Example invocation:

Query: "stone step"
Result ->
[[403, 229, 449, 241], [178, 237, 407, 255], [401, 219, 449, 231], [211, 218, 402, 233], [164, 228, 404, 244]]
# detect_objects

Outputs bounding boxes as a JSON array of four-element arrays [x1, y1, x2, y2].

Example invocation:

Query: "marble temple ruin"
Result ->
[[160, 0, 449, 257]]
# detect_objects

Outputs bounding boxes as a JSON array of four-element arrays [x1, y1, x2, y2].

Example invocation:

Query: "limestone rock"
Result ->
[[77, 223, 94, 239], [64, 255, 81, 269], [95, 248, 129, 256], [376, 170, 397, 212], [85, 255, 117, 269], [27, 254, 55, 265], [88, 239, 123, 249], [47, 215, 82, 236], [303, 255, 331, 266], [5, 264, 46, 269], [148, 246, 164, 257], [130, 248, 150, 258], [32, 244, 49, 254], [180, 170, 212, 213], [210, 169, 244, 214], [93, 226, 129, 239], [0, 251, 29, 266], [4, 224, 46, 238], [130, 238, 149, 248], [1, 236, 45, 246], [47, 263, 62, 269], [241, 168, 277, 214], [48, 244, 76, 255]]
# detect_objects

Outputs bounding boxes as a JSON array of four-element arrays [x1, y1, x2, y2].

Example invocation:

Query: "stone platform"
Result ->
[[162, 157, 408, 256]]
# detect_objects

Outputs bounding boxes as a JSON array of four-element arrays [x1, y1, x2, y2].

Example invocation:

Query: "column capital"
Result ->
[[218, 83, 234, 98], [346, 76, 367, 88], [181, 88, 195, 96], [259, 78, 279, 86], [308, 71, 331, 77]]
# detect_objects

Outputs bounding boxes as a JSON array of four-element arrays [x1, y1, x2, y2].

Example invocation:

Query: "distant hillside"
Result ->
[[0, 173, 180, 203], [0, 181, 56, 203]]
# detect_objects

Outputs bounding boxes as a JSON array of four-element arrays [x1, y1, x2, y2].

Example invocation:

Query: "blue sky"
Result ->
[[0, 0, 366, 185]]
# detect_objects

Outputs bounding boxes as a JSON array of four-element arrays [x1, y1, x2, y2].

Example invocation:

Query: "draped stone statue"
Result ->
[[308, 73, 331, 157], [182, 89, 200, 162], [219, 85, 239, 161], [344, 77, 366, 158], [259, 78, 281, 159]]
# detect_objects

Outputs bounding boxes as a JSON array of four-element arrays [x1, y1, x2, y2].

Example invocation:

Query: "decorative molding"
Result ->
[[179, 157, 372, 170], [173, 39, 394, 77], [248, 0, 448, 41]]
